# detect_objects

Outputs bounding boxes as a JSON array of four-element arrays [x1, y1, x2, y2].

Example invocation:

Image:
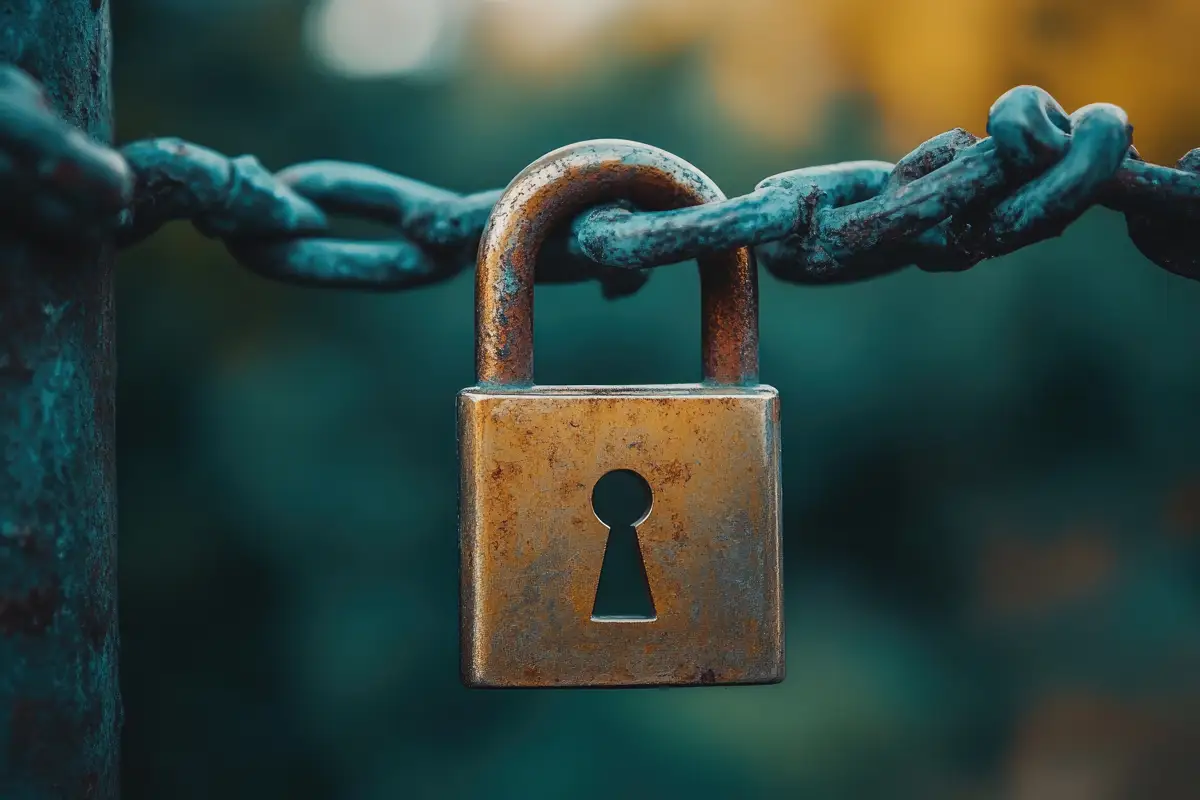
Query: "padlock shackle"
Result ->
[[474, 140, 759, 387]]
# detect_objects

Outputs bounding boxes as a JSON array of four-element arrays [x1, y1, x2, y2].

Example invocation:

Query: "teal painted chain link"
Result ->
[[2, 65, 1197, 292]]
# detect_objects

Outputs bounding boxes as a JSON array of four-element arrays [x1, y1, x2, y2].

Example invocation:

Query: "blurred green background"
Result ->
[[111, 1, 1200, 798]]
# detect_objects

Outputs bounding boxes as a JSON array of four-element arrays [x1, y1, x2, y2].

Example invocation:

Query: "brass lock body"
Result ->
[[459, 141, 784, 688]]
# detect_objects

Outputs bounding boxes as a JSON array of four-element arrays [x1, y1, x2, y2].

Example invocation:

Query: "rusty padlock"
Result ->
[[459, 140, 784, 688]]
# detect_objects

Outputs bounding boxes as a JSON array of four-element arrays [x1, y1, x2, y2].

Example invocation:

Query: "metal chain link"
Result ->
[[3, 64, 1197, 293]]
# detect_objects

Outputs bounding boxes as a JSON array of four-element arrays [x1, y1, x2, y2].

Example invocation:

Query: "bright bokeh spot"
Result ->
[[304, 0, 462, 78], [476, 0, 635, 69]]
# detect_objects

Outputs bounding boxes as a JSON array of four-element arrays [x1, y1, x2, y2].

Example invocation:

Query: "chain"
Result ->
[[3, 64, 1198, 293]]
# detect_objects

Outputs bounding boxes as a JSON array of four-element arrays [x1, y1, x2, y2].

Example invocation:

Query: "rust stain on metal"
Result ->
[[462, 139, 782, 689], [474, 139, 758, 387], [459, 386, 783, 688]]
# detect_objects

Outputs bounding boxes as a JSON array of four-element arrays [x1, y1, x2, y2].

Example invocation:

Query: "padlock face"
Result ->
[[458, 384, 784, 688]]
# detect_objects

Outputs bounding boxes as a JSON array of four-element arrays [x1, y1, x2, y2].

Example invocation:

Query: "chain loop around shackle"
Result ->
[[474, 140, 757, 387], [0, 63, 1197, 289]]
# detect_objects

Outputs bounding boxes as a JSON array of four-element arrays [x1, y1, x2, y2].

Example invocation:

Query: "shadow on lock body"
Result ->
[[458, 140, 784, 688]]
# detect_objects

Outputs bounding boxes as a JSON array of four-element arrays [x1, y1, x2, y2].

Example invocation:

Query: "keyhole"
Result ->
[[590, 469, 656, 622]]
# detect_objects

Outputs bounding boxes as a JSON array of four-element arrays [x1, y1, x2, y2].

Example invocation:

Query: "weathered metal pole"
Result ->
[[0, 1, 120, 797]]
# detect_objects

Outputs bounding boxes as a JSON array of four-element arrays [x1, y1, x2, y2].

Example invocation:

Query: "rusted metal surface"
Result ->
[[461, 140, 781, 688], [0, 0, 120, 797], [474, 139, 758, 387], [116, 140, 647, 298], [459, 386, 783, 688], [5, 68, 1198, 291]]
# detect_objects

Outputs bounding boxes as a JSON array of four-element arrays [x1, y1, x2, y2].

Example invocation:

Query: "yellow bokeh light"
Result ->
[[473, 0, 1200, 162]]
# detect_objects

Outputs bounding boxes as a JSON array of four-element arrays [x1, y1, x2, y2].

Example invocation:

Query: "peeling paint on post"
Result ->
[[0, 1, 119, 798]]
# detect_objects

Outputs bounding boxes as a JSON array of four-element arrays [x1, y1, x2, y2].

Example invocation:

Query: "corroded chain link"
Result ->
[[3, 64, 1198, 293], [116, 141, 647, 298]]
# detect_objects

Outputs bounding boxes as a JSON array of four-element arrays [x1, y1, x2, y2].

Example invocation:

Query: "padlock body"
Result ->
[[458, 384, 783, 688]]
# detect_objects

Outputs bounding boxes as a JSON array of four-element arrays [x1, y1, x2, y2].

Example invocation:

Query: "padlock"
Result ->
[[459, 140, 783, 688]]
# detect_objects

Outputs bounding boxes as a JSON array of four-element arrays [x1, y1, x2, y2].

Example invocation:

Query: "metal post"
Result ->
[[0, 1, 119, 797]]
